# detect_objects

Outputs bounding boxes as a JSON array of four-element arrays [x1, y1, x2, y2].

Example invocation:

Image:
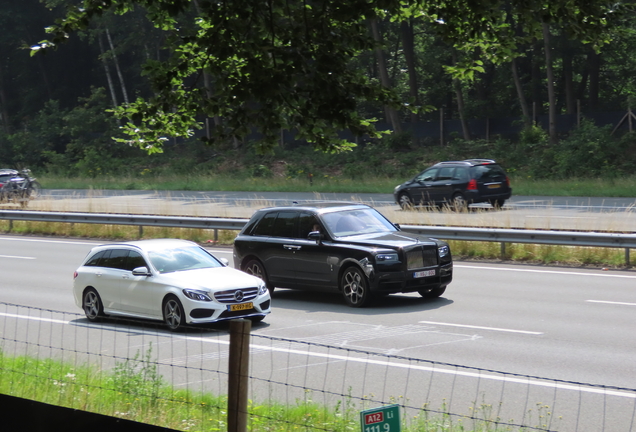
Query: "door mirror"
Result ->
[[308, 231, 323, 243], [219, 257, 229, 266], [132, 266, 151, 276]]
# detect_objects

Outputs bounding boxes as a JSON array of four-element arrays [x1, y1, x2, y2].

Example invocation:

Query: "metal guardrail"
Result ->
[[1, 210, 634, 264]]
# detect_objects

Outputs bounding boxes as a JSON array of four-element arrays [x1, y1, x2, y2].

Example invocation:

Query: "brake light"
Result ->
[[506, 176, 510, 187], [467, 179, 478, 190]]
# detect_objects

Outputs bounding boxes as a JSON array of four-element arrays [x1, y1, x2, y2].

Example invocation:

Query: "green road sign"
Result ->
[[360, 404, 401, 432]]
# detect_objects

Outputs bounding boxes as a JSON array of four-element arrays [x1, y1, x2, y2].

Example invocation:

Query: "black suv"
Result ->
[[393, 159, 512, 210], [233, 202, 453, 307]]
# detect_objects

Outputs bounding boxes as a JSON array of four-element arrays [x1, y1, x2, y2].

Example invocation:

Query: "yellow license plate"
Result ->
[[487, 184, 501, 189], [229, 302, 253, 312]]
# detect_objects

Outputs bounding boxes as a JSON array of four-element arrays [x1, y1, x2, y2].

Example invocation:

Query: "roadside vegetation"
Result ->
[[0, 347, 557, 432]]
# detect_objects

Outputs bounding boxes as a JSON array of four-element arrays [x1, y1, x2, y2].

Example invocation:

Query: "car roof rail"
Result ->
[[463, 158, 496, 165]]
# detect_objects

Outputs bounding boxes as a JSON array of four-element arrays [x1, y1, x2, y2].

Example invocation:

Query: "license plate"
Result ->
[[229, 302, 253, 312], [413, 269, 436, 278], [487, 183, 501, 189]]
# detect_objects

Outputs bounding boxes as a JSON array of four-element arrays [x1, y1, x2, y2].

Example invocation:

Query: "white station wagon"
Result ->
[[73, 239, 271, 330]]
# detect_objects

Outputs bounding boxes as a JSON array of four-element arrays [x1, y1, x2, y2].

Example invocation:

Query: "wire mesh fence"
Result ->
[[0, 301, 635, 432]]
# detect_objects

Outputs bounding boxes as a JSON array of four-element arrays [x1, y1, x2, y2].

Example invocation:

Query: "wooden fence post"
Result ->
[[228, 319, 251, 432]]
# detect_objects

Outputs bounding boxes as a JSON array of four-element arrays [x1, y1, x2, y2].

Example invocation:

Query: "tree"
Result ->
[[34, 0, 626, 153]]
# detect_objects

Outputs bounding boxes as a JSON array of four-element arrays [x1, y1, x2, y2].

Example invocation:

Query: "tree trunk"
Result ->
[[562, 40, 575, 115], [370, 19, 402, 133], [511, 58, 531, 126], [0, 60, 10, 134], [98, 34, 119, 109], [588, 49, 601, 111], [542, 23, 557, 144], [105, 27, 130, 105], [400, 21, 419, 125], [452, 53, 470, 140]]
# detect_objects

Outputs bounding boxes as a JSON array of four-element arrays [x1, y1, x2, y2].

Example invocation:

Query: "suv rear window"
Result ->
[[472, 164, 506, 180]]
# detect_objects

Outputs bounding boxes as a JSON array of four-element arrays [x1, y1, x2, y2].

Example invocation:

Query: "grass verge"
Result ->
[[37, 173, 636, 197], [0, 347, 554, 432]]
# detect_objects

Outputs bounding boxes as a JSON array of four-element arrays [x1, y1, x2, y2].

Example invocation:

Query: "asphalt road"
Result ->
[[1, 235, 636, 430]]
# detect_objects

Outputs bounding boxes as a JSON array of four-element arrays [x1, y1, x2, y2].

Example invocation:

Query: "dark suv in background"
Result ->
[[393, 159, 512, 210]]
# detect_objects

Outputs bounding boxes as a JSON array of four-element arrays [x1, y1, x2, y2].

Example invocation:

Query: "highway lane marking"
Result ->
[[2, 312, 634, 399], [455, 264, 636, 279], [587, 300, 636, 307], [418, 321, 543, 335], [0, 255, 36, 260], [0, 237, 101, 246]]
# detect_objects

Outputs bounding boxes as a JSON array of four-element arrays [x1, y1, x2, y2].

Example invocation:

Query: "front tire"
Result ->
[[341, 266, 372, 307], [163, 296, 185, 331], [398, 193, 413, 210], [243, 259, 274, 294], [418, 285, 446, 299], [83, 288, 104, 322]]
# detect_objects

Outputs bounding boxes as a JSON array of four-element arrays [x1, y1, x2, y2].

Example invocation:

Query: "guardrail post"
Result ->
[[228, 319, 251, 432], [500, 242, 506, 259], [8, 220, 12, 232], [139, 225, 143, 238], [626, 248, 631, 267], [214, 229, 218, 242]]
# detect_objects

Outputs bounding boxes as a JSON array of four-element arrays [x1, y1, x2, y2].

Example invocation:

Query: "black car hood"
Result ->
[[335, 231, 439, 249]]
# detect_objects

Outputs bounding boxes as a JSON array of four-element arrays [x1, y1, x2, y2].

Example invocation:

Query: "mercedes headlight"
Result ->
[[257, 281, 268, 295], [182, 289, 212, 301]]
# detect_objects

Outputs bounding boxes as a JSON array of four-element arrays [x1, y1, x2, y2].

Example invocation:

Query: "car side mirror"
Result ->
[[394, 223, 401, 231], [219, 257, 229, 266], [132, 266, 151, 276], [308, 231, 323, 243]]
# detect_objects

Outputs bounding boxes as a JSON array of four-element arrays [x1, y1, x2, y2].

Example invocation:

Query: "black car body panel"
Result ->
[[393, 159, 512, 209], [233, 203, 453, 305]]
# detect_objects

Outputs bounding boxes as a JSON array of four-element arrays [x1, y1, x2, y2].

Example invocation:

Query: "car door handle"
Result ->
[[283, 245, 301, 251]]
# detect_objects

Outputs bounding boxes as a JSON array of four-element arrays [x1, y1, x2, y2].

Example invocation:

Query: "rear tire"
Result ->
[[29, 181, 41, 199], [452, 193, 468, 212], [490, 199, 506, 209], [418, 286, 446, 299], [83, 288, 104, 322], [243, 259, 274, 294]]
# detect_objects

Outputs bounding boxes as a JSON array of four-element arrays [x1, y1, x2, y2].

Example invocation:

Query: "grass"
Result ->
[[37, 173, 636, 197], [0, 348, 551, 432]]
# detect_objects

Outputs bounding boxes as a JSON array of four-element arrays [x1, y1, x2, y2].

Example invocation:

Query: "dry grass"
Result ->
[[2, 191, 634, 268]]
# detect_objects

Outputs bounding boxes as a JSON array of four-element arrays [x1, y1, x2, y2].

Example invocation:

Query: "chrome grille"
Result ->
[[406, 247, 438, 270], [214, 287, 259, 303]]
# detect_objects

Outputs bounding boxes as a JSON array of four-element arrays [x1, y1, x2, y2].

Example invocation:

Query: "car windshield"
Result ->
[[148, 246, 223, 273], [321, 208, 397, 237]]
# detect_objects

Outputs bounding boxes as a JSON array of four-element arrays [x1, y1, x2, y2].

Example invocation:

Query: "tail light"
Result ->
[[506, 176, 510, 187], [467, 179, 478, 190]]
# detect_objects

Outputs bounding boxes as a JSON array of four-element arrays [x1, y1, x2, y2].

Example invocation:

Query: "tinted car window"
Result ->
[[125, 251, 147, 271], [298, 212, 320, 238], [252, 212, 277, 236], [453, 167, 470, 181], [473, 165, 506, 180], [437, 167, 455, 181], [416, 168, 438, 182], [85, 250, 107, 266], [101, 249, 129, 270], [270, 211, 298, 238]]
